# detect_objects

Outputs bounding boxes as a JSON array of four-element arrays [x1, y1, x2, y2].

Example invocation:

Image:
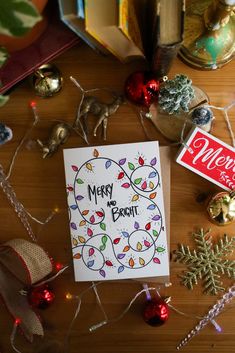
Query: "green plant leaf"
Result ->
[[0, 0, 42, 37], [0, 47, 9, 68], [0, 95, 9, 107]]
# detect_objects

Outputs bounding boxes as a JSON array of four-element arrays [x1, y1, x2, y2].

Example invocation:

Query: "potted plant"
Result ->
[[0, 0, 42, 106]]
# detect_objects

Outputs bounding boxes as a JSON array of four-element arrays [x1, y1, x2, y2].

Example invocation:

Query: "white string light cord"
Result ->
[[140, 100, 235, 151], [205, 102, 235, 147], [89, 286, 159, 332], [33, 265, 69, 287], [10, 280, 233, 353], [65, 282, 225, 341], [64, 281, 103, 352], [89, 285, 223, 333], [10, 320, 22, 353], [0, 102, 56, 242]]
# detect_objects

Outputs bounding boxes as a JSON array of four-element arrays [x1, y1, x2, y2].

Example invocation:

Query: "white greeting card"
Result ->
[[63, 141, 169, 282]]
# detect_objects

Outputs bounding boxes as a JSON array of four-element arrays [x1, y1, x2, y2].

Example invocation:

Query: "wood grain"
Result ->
[[0, 43, 235, 353]]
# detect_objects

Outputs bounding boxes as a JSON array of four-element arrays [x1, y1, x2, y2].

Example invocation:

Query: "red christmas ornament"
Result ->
[[143, 298, 169, 326], [125, 71, 160, 107], [28, 284, 55, 309]]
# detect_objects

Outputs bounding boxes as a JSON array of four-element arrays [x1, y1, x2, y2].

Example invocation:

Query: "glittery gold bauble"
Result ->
[[207, 191, 235, 226], [32, 64, 63, 97]]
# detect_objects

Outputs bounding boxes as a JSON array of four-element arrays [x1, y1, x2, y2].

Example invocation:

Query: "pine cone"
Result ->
[[158, 74, 195, 115]]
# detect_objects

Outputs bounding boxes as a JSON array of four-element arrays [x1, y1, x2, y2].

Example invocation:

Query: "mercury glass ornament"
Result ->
[[32, 64, 63, 97], [207, 191, 235, 226], [191, 106, 213, 132]]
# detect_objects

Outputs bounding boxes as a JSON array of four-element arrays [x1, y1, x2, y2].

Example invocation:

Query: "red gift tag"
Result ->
[[176, 127, 235, 191]]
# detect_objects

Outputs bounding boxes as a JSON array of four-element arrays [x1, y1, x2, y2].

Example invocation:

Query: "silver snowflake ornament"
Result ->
[[174, 229, 235, 295]]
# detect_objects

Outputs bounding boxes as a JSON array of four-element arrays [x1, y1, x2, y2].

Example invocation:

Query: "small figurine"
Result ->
[[37, 122, 70, 158], [0, 122, 12, 145], [74, 95, 124, 140]]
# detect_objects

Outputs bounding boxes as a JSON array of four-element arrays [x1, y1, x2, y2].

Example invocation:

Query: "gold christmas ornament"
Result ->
[[207, 191, 235, 226], [32, 64, 63, 97]]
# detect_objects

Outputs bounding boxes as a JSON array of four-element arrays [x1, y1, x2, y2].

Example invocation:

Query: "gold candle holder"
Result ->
[[179, 0, 235, 70]]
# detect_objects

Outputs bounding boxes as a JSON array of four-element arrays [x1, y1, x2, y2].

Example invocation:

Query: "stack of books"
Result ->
[[59, 0, 185, 76]]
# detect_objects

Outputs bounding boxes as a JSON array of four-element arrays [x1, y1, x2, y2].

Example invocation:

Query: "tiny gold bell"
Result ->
[[207, 191, 235, 226], [32, 64, 63, 97]]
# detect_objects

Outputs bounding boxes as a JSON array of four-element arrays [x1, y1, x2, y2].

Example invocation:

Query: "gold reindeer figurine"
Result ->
[[74, 95, 124, 141], [37, 122, 71, 158]]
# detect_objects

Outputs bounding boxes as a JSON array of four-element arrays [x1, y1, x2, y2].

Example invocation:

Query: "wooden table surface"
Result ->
[[0, 43, 235, 353]]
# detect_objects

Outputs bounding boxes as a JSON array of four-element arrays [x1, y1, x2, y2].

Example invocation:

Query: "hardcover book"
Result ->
[[59, 0, 184, 73], [150, 0, 185, 76], [63, 142, 169, 282], [85, 0, 144, 62], [59, 0, 108, 54]]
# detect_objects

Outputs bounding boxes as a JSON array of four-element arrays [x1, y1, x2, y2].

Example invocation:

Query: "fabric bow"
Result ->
[[0, 238, 53, 341]]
